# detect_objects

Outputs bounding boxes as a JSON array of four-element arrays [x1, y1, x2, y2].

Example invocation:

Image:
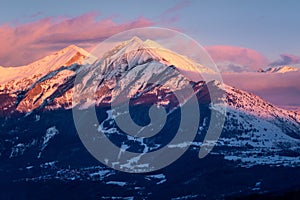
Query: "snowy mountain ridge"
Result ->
[[258, 65, 298, 73], [96, 36, 215, 81], [0, 45, 90, 91]]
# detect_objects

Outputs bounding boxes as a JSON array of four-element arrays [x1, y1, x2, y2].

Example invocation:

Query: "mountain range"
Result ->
[[0, 37, 299, 199], [258, 65, 298, 73]]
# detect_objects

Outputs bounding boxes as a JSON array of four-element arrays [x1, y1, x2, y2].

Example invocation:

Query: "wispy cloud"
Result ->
[[0, 12, 154, 66]]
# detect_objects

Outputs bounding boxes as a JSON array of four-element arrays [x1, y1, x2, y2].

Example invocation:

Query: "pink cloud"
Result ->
[[205, 46, 269, 72], [0, 12, 154, 66], [222, 71, 300, 106]]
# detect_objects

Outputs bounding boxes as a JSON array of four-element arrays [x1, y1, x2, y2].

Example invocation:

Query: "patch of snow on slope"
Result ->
[[145, 174, 167, 185], [38, 126, 59, 158], [106, 181, 127, 186]]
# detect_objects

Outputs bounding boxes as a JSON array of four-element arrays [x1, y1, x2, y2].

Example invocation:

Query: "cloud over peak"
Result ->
[[205, 45, 269, 72], [0, 12, 154, 67]]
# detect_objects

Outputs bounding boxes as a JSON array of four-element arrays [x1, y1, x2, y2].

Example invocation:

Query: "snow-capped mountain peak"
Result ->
[[258, 65, 298, 73], [59, 44, 89, 55], [97, 37, 215, 82], [0, 45, 89, 91]]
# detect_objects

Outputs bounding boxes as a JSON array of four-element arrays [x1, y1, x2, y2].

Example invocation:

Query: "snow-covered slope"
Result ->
[[225, 84, 300, 124], [0, 45, 89, 91], [217, 84, 300, 167]]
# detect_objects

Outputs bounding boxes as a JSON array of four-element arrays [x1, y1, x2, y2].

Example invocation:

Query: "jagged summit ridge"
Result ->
[[96, 36, 216, 82], [0, 45, 88, 81], [258, 65, 298, 73], [0, 45, 89, 91]]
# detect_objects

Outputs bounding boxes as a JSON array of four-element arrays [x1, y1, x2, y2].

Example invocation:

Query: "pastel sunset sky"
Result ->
[[1, 0, 299, 106]]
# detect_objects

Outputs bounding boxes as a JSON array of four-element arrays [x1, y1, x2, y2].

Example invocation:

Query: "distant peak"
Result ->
[[129, 36, 143, 43], [60, 44, 80, 51], [259, 65, 298, 73], [126, 37, 163, 48], [121, 37, 165, 51], [57, 44, 89, 57], [66, 44, 78, 49], [144, 39, 164, 49]]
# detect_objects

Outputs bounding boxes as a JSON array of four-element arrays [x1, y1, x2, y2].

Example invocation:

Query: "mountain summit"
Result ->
[[96, 36, 215, 80], [0, 45, 89, 87]]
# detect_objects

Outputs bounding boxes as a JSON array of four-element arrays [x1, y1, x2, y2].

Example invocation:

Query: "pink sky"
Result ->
[[0, 13, 154, 66], [0, 12, 276, 69]]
